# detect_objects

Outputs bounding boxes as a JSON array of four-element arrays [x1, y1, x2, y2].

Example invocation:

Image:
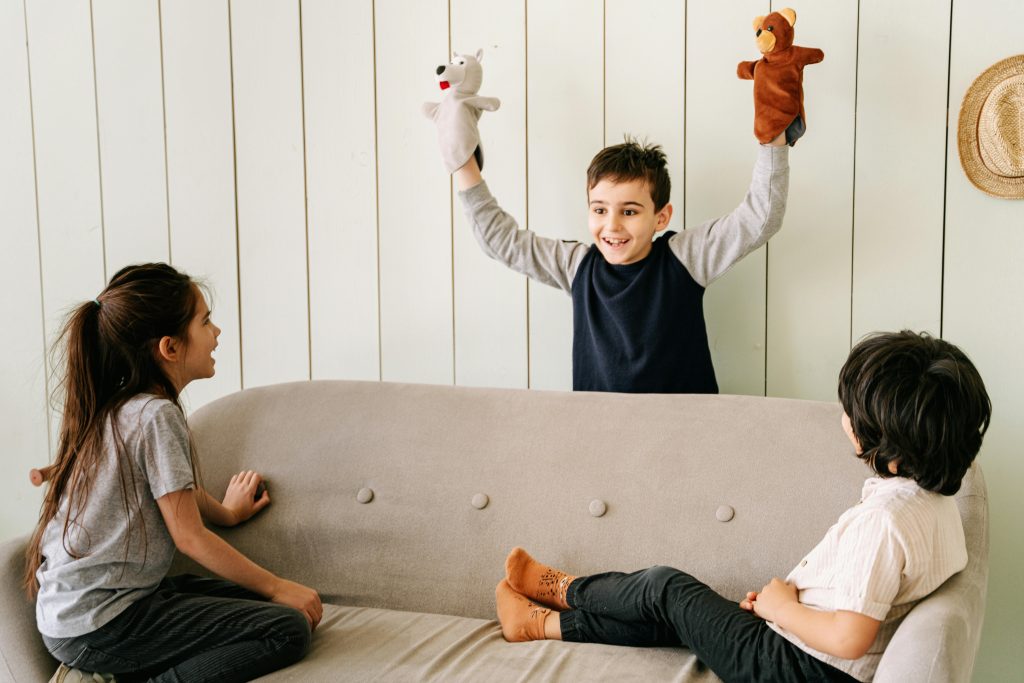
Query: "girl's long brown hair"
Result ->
[[24, 263, 203, 598]]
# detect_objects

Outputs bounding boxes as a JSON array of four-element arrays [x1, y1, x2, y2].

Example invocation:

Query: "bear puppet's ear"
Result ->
[[751, 15, 765, 31], [475, 48, 484, 62], [779, 8, 796, 26]]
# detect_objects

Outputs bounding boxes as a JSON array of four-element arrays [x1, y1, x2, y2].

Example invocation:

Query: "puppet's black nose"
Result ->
[[756, 29, 762, 37], [436, 65, 445, 75]]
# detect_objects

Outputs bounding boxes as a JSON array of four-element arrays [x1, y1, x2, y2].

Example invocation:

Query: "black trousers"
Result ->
[[42, 574, 310, 683], [561, 566, 859, 683]]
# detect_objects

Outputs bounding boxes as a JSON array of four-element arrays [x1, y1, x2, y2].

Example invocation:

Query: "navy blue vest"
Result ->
[[571, 231, 718, 394]]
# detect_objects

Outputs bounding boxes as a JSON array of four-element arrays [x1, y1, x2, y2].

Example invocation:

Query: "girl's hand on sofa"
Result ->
[[222, 470, 271, 525], [751, 578, 798, 622], [271, 578, 323, 631]]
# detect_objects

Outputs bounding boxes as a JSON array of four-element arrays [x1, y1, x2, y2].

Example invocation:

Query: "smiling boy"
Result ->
[[450, 135, 789, 393]]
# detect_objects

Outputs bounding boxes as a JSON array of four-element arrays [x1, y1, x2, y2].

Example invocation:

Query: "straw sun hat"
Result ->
[[957, 54, 1024, 199]]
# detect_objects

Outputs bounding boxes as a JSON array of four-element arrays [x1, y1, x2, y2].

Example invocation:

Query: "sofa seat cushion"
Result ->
[[259, 603, 721, 682]]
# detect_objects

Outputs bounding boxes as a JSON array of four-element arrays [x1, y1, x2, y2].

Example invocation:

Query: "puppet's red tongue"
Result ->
[[439, 81, 450, 90]]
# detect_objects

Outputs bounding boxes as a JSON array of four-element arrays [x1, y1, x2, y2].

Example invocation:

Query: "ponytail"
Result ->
[[24, 263, 204, 598]]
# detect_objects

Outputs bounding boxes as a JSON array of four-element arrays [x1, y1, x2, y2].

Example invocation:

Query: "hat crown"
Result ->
[[978, 75, 1024, 177]]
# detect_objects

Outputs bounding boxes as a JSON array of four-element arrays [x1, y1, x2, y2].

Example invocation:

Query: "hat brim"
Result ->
[[957, 54, 1024, 199]]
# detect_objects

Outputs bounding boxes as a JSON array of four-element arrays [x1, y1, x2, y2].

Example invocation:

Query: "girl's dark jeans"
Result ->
[[561, 565, 859, 683], [42, 574, 310, 683]]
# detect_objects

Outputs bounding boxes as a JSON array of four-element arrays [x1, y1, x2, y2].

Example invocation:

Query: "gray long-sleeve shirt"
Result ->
[[457, 145, 790, 393], [458, 145, 790, 292]]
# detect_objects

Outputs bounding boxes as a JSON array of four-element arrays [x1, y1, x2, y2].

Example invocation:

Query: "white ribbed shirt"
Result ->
[[768, 476, 967, 682]]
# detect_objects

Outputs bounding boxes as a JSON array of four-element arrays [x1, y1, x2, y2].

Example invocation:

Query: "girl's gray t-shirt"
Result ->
[[35, 394, 196, 638]]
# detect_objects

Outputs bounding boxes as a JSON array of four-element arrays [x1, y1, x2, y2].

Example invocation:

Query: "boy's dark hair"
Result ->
[[838, 330, 991, 495], [586, 137, 671, 211]]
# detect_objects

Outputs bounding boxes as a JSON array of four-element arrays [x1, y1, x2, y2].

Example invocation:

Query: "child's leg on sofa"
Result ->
[[44, 576, 311, 683], [564, 566, 856, 682]]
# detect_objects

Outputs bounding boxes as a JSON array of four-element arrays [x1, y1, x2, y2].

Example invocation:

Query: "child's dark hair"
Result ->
[[838, 330, 991, 495], [24, 263, 204, 598], [586, 137, 671, 211]]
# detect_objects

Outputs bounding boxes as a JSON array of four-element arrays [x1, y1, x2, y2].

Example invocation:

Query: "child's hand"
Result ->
[[739, 590, 759, 613], [222, 470, 271, 525], [270, 578, 323, 631], [750, 578, 799, 623]]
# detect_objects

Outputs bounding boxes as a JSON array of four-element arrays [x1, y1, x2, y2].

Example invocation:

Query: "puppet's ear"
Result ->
[[779, 8, 796, 26], [751, 15, 765, 31], [475, 48, 484, 62]]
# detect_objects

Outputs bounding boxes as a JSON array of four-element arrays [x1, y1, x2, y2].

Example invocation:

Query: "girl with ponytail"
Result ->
[[25, 263, 320, 683]]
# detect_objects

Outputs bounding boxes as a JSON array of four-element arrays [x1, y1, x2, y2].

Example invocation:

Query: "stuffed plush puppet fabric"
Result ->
[[737, 8, 824, 146], [423, 49, 501, 173]]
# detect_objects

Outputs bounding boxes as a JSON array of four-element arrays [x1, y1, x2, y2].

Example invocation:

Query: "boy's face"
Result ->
[[588, 177, 672, 265]]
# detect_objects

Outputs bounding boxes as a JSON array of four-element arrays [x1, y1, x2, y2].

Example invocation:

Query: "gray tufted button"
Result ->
[[715, 505, 735, 522], [356, 487, 374, 504], [471, 493, 489, 509], [589, 499, 608, 517]]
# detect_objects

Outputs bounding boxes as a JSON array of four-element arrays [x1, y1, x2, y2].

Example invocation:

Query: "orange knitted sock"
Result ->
[[495, 579, 551, 642], [505, 547, 575, 611]]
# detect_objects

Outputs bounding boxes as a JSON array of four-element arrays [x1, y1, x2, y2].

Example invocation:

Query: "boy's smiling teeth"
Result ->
[[603, 237, 629, 246]]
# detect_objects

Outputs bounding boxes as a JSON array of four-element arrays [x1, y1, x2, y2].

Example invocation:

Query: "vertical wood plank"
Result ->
[[302, 0, 380, 382], [230, 0, 310, 388], [766, 2, 857, 401], [943, 1, 1024, 678], [162, 0, 243, 411], [686, 0, 769, 396], [92, 0, 168, 271], [375, 0, 453, 384], [24, 0, 106, 380], [0, 0, 48, 540], [526, 0, 603, 391], [605, 0, 685, 232], [851, 0, 948, 341], [451, 0, 529, 389]]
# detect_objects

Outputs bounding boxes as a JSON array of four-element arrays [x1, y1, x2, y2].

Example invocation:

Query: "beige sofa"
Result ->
[[1, 380, 988, 682]]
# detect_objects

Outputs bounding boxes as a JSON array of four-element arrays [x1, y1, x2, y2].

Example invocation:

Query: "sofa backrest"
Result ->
[[174, 380, 985, 627]]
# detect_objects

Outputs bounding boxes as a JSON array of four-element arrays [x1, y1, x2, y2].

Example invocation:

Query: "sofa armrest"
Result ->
[[0, 535, 56, 683]]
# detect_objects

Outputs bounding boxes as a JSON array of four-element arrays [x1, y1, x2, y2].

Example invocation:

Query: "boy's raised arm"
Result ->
[[668, 141, 790, 288], [455, 157, 590, 293]]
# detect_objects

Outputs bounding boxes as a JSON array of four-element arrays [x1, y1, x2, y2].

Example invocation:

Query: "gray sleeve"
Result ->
[[138, 401, 196, 500], [457, 181, 590, 294], [669, 145, 790, 287]]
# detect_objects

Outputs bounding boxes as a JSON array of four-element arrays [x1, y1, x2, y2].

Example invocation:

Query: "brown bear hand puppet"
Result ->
[[737, 8, 824, 146]]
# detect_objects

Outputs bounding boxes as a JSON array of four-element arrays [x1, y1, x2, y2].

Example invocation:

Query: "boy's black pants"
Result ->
[[561, 566, 859, 683]]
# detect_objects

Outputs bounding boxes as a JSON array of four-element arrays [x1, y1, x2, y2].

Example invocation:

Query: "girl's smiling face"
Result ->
[[156, 286, 221, 393], [181, 289, 220, 384], [587, 177, 673, 265]]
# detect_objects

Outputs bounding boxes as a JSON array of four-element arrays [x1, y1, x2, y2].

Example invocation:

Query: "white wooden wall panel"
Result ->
[[686, 0, 768, 396], [766, 2, 857, 401], [943, 2, 1024, 679], [23, 1, 106, 384], [302, 0, 380, 382], [162, 0, 243, 411], [92, 0, 168, 272], [230, 0, 310, 388], [0, 0, 48, 538], [851, 0, 948, 342], [375, 0, 453, 384], [605, 0, 685, 232], [451, 0, 529, 389], [526, 0, 603, 391]]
